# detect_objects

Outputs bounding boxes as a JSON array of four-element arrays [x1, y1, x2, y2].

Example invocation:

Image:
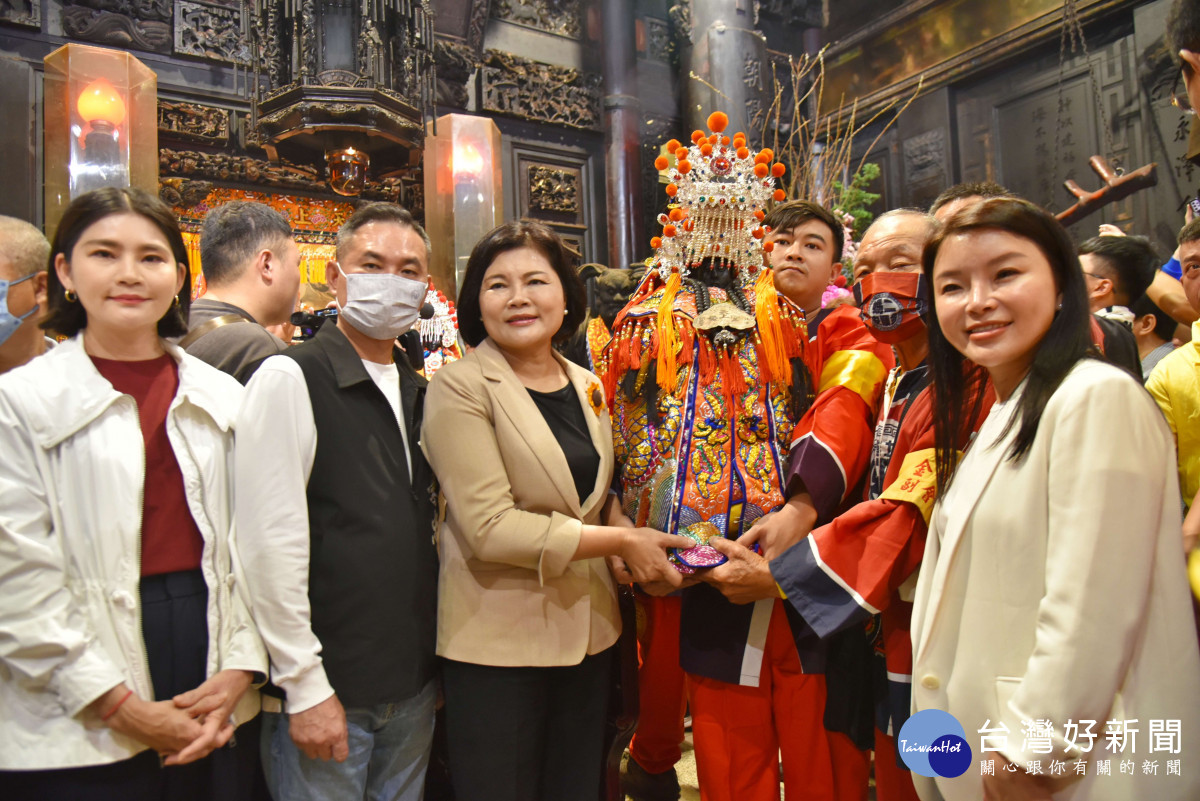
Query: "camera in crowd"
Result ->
[[290, 308, 338, 341]]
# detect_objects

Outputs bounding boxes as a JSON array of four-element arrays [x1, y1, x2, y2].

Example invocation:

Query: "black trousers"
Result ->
[[5, 570, 265, 801], [441, 647, 614, 801]]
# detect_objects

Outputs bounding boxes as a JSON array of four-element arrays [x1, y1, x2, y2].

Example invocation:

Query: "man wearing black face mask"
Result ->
[[234, 203, 439, 801], [705, 209, 997, 801]]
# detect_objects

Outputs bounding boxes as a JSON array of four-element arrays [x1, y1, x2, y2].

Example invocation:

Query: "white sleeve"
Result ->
[[0, 392, 125, 716], [233, 356, 331, 713]]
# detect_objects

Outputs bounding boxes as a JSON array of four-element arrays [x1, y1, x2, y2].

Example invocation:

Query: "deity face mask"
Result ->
[[0, 273, 40, 348], [853, 271, 928, 344], [337, 270, 428, 340]]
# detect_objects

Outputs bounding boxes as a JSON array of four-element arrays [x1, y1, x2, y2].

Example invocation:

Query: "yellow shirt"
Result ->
[[1146, 321, 1200, 507]]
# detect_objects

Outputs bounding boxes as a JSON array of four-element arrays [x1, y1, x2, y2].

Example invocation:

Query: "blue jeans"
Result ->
[[261, 681, 436, 801]]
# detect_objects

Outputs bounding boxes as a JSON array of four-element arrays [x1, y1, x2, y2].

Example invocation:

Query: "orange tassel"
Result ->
[[698, 338, 717, 387], [754, 270, 791, 386], [679, 322, 695, 365], [656, 272, 682, 392], [719, 347, 747, 400]]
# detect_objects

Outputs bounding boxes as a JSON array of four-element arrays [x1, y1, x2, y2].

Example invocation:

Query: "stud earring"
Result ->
[[64, 289, 77, 302]]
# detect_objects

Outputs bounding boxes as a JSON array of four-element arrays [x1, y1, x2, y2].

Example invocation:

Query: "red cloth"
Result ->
[[91, 354, 204, 576], [629, 594, 688, 774], [687, 601, 870, 801], [873, 729, 921, 801]]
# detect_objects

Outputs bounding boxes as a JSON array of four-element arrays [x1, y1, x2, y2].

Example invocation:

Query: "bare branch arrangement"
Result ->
[[761, 47, 924, 208]]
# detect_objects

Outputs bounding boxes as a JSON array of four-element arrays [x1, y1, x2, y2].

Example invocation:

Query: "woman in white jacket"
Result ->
[[0, 188, 267, 800], [912, 197, 1200, 800]]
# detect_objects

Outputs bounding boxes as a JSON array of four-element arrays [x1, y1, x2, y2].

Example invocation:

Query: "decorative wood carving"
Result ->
[[481, 50, 601, 131], [493, 0, 581, 39], [0, 0, 40, 28], [403, 175, 425, 222], [158, 100, 231, 144], [757, 0, 823, 28], [644, 18, 669, 62], [299, 0, 318, 80], [668, 1, 692, 45], [159, 148, 403, 201], [175, 0, 246, 63], [61, 1, 171, 54], [435, 36, 476, 109], [158, 179, 215, 208], [528, 165, 579, 213], [467, 0, 491, 53], [903, 128, 946, 187]]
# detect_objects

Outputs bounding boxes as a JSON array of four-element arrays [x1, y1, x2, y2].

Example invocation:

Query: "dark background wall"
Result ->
[[0, 0, 1190, 262]]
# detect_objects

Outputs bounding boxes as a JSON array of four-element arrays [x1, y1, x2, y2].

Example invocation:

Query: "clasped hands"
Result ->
[[605, 499, 813, 601], [91, 668, 254, 765]]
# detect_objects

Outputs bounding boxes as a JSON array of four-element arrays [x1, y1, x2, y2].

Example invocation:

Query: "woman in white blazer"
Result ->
[[0, 189, 266, 799], [421, 220, 690, 801], [912, 197, 1200, 801]]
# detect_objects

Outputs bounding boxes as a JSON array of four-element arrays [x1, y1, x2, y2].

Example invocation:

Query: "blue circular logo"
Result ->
[[897, 709, 973, 778]]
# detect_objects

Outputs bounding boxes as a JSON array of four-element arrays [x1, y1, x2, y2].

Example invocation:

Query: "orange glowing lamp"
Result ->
[[77, 78, 127, 127], [452, 141, 484, 181]]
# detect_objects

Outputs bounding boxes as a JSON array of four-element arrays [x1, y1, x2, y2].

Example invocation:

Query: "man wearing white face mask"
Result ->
[[235, 203, 439, 801]]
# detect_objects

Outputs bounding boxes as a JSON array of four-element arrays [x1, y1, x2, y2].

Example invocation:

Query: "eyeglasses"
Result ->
[[1173, 71, 1196, 116]]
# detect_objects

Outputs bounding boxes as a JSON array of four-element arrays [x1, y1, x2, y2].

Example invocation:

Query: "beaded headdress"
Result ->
[[607, 112, 800, 400], [648, 112, 787, 279]]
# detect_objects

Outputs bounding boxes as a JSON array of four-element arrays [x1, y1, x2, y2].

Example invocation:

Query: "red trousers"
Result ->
[[687, 600, 870, 801], [873, 728, 920, 801], [629, 594, 688, 774]]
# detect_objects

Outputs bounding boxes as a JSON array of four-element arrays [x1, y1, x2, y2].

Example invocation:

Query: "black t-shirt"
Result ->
[[1094, 314, 1142, 380], [527, 384, 601, 504]]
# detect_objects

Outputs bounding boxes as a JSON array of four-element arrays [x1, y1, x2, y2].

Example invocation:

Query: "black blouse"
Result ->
[[527, 383, 601, 505]]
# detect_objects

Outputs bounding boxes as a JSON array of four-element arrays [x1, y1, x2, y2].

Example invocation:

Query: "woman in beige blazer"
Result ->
[[913, 198, 1200, 801], [421, 221, 690, 801]]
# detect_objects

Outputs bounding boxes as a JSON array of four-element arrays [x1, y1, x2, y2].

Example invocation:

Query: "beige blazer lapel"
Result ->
[[913, 394, 1020, 665], [475, 339, 586, 516], [560, 353, 613, 520]]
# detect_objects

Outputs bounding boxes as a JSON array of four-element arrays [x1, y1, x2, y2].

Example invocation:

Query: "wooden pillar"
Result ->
[[600, 0, 644, 267], [680, 0, 768, 147]]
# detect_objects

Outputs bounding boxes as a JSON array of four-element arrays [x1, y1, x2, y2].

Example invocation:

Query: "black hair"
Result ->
[[762, 200, 845, 263], [456, 220, 587, 348], [1077, 234, 1159, 306], [928, 181, 1012, 215], [42, 187, 191, 338], [335, 202, 431, 264], [1130, 294, 1179, 342], [199, 200, 294, 286], [1168, 0, 1200, 62], [924, 197, 1094, 493]]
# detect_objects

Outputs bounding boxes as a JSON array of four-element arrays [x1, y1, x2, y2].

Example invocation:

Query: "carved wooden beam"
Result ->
[[1055, 156, 1158, 227]]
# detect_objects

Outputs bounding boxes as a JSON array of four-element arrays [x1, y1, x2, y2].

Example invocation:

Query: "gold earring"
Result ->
[[64, 289, 77, 302], [173, 295, 181, 307]]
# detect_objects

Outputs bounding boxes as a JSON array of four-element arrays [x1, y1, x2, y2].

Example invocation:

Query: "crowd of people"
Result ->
[[4, 4, 1200, 801]]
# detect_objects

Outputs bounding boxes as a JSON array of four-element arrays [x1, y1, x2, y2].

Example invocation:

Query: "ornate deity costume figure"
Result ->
[[608, 115, 881, 801]]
